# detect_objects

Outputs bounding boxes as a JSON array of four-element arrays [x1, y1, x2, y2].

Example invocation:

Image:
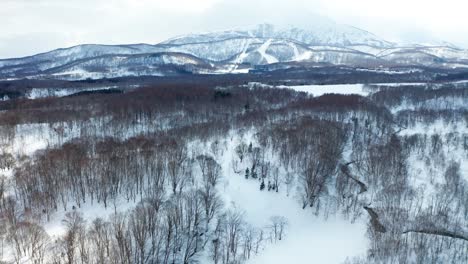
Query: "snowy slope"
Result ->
[[39, 52, 216, 80], [0, 44, 162, 69]]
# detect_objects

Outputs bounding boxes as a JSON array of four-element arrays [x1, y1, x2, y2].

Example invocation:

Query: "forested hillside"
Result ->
[[0, 81, 466, 263]]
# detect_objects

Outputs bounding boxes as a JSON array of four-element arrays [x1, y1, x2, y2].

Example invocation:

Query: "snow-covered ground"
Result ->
[[355, 68, 424, 75], [398, 119, 468, 136], [284, 84, 369, 97], [7, 123, 82, 156], [43, 197, 139, 238], [253, 80, 468, 99], [214, 133, 368, 264], [248, 82, 372, 97], [223, 171, 367, 264], [27, 86, 119, 99], [2, 124, 369, 263], [257, 39, 279, 64], [367, 82, 427, 87], [10, 82, 468, 263], [402, 118, 468, 180]]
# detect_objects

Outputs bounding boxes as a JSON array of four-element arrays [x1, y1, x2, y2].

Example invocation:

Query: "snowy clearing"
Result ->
[[284, 84, 369, 97], [223, 171, 367, 264], [215, 133, 368, 264]]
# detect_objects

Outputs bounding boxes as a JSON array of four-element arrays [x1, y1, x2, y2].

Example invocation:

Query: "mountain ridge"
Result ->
[[1, 23, 467, 80]]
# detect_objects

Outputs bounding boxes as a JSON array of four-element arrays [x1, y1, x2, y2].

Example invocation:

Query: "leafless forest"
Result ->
[[0, 80, 467, 263]]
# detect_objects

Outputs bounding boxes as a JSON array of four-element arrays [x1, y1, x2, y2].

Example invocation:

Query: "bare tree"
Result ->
[[89, 218, 111, 264], [235, 142, 248, 163], [111, 213, 132, 264], [166, 143, 190, 195], [62, 211, 86, 264], [444, 160, 461, 193], [268, 216, 288, 242], [26, 223, 49, 264], [130, 204, 150, 264], [283, 172, 295, 197]]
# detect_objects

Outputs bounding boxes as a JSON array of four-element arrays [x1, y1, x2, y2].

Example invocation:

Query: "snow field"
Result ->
[[216, 132, 368, 264], [283, 84, 369, 97]]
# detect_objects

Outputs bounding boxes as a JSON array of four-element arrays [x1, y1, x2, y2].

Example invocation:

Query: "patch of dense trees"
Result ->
[[370, 85, 468, 110]]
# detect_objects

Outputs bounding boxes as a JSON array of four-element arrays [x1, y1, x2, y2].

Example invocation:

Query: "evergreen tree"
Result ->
[[260, 180, 265, 191], [251, 166, 257, 179], [244, 102, 250, 112]]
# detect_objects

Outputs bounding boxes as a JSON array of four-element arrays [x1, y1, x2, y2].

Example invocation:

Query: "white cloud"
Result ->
[[0, 0, 467, 58], [317, 0, 468, 45]]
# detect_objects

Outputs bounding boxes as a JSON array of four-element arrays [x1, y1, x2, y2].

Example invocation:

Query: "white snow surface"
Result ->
[[1, 123, 370, 264], [257, 39, 279, 64], [43, 197, 139, 238], [284, 84, 369, 97], [224, 172, 367, 264], [214, 132, 368, 264], [27, 86, 117, 99]]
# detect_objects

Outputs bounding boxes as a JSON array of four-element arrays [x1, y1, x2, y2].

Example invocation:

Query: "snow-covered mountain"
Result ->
[[1, 23, 468, 80], [38, 52, 215, 80], [163, 23, 394, 48]]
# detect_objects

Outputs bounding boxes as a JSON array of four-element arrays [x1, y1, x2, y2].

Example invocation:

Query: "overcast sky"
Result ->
[[1, 0, 467, 58]]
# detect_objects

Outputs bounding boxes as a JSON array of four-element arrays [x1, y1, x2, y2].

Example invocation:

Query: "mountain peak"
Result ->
[[163, 23, 394, 48]]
